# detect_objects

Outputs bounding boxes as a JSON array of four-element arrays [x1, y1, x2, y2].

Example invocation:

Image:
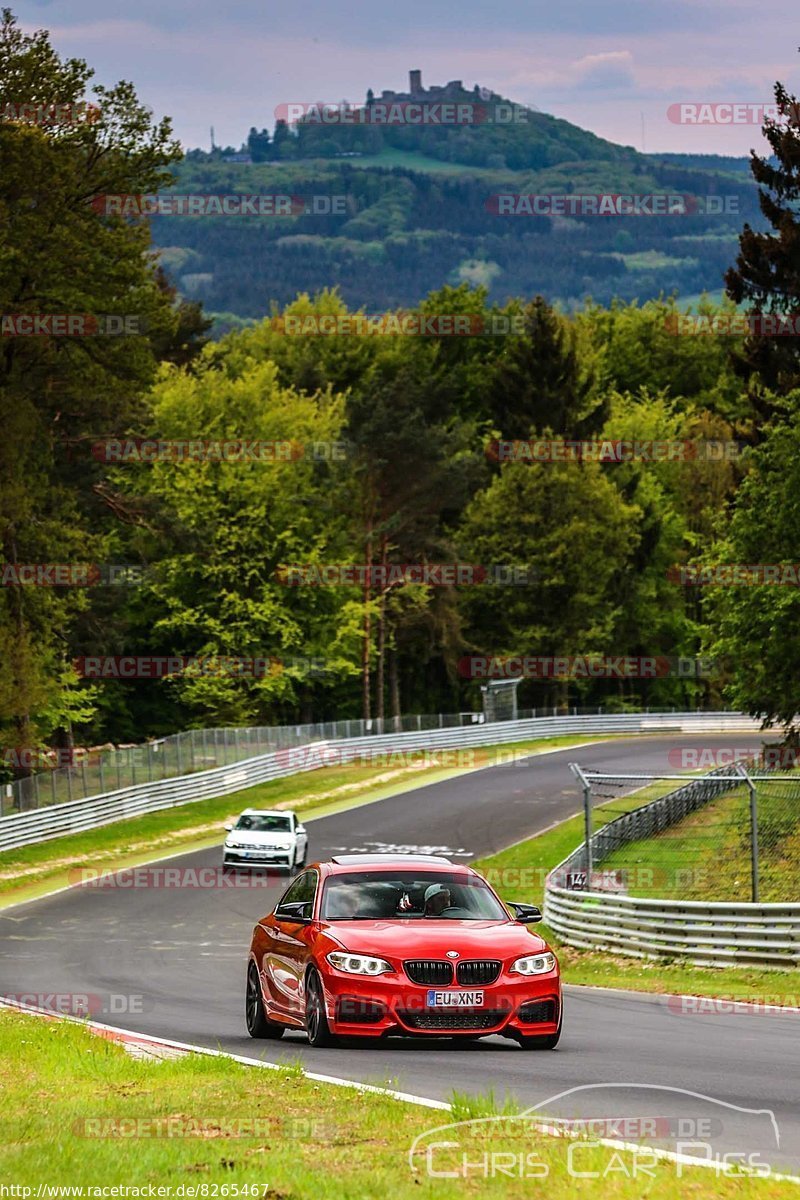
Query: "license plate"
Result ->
[[426, 990, 484, 1007]]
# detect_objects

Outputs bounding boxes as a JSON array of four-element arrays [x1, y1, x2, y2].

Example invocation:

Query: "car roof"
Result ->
[[317, 855, 477, 876], [239, 808, 291, 817], [330, 853, 452, 865]]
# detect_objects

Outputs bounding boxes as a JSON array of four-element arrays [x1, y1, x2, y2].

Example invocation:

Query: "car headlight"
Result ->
[[326, 952, 393, 976], [225, 840, 246, 849], [509, 952, 556, 976]]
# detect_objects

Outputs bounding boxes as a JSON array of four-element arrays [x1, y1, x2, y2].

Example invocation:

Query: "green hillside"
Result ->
[[150, 82, 762, 325]]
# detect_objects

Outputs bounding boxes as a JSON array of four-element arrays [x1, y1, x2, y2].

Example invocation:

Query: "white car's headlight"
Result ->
[[225, 840, 246, 849], [509, 952, 556, 976], [326, 952, 392, 976]]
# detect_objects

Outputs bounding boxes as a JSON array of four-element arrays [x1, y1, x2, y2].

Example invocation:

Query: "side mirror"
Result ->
[[224, 822, 234, 832], [296, 824, 306, 835], [275, 901, 312, 923], [509, 902, 542, 924]]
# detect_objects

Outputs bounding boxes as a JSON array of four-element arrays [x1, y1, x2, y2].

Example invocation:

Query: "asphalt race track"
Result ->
[[2, 735, 799, 1174]]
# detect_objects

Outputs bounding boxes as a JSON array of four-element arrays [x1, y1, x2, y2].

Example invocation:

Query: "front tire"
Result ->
[[246, 962, 285, 1039], [305, 969, 337, 1047]]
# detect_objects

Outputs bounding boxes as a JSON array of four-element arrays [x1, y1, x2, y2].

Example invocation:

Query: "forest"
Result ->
[[2, 11, 800, 777]]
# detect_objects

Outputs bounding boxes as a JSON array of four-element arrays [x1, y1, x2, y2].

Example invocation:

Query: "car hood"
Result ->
[[322, 919, 548, 960], [227, 830, 294, 845]]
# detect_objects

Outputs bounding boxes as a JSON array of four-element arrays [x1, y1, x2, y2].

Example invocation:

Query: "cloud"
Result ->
[[12, 0, 800, 155], [572, 51, 636, 91]]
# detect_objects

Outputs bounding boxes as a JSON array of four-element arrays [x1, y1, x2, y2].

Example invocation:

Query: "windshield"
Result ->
[[234, 814, 292, 833], [321, 871, 507, 921]]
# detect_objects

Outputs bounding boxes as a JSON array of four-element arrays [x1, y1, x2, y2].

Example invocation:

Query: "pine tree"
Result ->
[[488, 296, 606, 440], [725, 70, 800, 412]]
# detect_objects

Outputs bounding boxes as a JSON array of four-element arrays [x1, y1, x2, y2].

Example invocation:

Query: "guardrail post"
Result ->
[[569, 762, 593, 884], [737, 763, 759, 903]]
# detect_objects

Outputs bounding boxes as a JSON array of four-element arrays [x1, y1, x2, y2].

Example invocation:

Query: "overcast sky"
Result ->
[[14, 0, 800, 155]]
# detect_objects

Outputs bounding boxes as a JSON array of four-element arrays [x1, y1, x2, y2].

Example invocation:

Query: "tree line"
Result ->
[[2, 10, 800, 777]]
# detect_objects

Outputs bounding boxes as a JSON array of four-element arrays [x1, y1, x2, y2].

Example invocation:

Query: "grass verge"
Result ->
[[0, 1008, 793, 1196], [602, 778, 800, 903], [474, 786, 800, 1005], [0, 734, 628, 908]]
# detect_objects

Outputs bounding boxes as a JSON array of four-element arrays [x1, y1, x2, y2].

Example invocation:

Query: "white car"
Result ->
[[222, 809, 308, 872]]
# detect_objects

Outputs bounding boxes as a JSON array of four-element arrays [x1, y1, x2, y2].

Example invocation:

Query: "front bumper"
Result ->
[[223, 847, 294, 867], [321, 969, 561, 1039]]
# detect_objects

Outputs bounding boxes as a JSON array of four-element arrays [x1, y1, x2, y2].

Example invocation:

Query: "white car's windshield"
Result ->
[[235, 814, 292, 832], [322, 871, 507, 920]]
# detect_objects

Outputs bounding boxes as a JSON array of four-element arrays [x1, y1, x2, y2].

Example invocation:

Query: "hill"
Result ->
[[150, 75, 763, 327]]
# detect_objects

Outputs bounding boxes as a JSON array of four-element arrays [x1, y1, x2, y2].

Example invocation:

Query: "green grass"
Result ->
[[474, 781, 677, 909], [475, 784, 800, 1004], [602, 776, 800, 903], [348, 146, 501, 175], [614, 250, 699, 271], [1, 1008, 794, 1196], [0, 734, 630, 907]]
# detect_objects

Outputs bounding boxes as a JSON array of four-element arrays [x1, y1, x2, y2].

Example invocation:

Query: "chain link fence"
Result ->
[[563, 753, 800, 903], [2, 704, 733, 818]]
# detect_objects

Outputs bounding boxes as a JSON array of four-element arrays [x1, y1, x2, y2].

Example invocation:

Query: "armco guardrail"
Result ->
[[1, 704, 750, 815], [2, 710, 491, 814], [544, 761, 800, 968], [0, 711, 760, 854]]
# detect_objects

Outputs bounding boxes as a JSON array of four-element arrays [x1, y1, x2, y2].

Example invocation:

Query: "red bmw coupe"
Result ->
[[246, 854, 562, 1049]]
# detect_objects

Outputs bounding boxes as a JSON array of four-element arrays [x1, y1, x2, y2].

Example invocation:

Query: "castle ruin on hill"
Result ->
[[372, 70, 499, 105]]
